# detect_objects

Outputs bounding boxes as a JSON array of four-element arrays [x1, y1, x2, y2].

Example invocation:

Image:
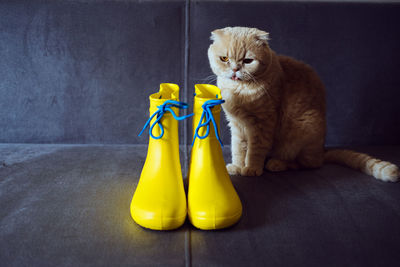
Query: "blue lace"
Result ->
[[138, 100, 193, 139], [192, 99, 225, 147]]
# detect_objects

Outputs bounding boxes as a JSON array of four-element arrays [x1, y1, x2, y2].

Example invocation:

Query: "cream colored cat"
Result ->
[[208, 26, 398, 182]]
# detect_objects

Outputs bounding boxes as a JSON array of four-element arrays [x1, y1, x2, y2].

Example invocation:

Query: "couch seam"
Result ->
[[184, 1, 192, 267]]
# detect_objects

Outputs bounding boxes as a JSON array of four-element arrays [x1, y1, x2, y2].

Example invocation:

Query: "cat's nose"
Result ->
[[233, 68, 239, 72]]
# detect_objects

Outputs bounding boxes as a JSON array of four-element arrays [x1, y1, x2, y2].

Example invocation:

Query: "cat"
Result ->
[[207, 26, 399, 182]]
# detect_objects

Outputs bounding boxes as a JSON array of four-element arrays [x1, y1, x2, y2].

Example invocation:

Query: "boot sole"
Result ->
[[188, 210, 242, 230]]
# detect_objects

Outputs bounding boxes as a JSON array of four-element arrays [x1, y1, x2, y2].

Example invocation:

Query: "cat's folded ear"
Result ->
[[256, 31, 270, 44], [210, 29, 224, 42]]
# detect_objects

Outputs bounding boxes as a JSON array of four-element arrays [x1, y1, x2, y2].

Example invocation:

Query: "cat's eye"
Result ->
[[220, 56, 229, 62], [243, 58, 254, 64]]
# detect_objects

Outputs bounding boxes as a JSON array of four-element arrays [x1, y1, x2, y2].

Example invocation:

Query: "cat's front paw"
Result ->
[[241, 166, 264, 176], [226, 163, 242, 175]]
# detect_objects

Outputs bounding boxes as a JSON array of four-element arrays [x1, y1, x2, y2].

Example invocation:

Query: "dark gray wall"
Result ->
[[0, 0, 185, 144], [1, 0, 400, 145]]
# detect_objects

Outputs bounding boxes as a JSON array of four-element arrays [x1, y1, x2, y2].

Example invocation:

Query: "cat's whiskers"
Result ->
[[260, 84, 272, 99], [247, 72, 273, 99], [245, 71, 258, 84], [198, 74, 218, 84]]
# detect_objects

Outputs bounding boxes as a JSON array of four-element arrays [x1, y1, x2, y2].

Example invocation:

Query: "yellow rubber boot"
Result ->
[[130, 83, 190, 230], [188, 84, 242, 230]]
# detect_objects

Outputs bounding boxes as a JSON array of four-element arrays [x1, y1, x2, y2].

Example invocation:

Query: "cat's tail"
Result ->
[[324, 149, 399, 182]]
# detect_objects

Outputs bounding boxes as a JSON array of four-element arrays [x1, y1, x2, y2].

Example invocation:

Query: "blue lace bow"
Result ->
[[139, 100, 193, 139], [192, 99, 225, 147]]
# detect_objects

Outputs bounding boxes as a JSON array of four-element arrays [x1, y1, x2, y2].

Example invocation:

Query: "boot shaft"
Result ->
[[148, 83, 180, 145], [192, 84, 223, 142]]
